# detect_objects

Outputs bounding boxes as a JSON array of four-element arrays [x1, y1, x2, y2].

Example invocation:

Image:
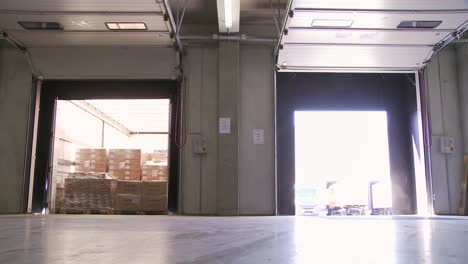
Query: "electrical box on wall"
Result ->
[[440, 136, 455, 154], [193, 137, 207, 154]]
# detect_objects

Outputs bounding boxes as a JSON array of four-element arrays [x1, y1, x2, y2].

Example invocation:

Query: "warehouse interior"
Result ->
[[49, 99, 171, 214], [1, 0, 468, 263]]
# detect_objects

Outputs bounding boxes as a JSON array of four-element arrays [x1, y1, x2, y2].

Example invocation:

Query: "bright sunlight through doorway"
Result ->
[[294, 111, 393, 216]]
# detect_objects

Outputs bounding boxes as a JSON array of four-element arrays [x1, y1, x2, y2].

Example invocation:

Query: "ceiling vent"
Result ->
[[18, 21, 63, 30], [397, 21, 442, 29]]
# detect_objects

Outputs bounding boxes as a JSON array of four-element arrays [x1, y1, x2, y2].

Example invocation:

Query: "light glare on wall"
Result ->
[[105, 22, 147, 30], [311, 19, 353, 28]]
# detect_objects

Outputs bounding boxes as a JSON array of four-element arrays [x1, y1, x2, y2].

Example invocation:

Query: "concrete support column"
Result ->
[[457, 44, 468, 154], [426, 48, 464, 214], [0, 41, 33, 213], [456, 44, 468, 213], [217, 41, 240, 215]]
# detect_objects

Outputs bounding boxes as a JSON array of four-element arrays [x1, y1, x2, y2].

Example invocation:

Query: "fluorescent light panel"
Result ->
[[397, 21, 442, 29], [311, 19, 353, 28], [18, 21, 63, 30], [216, 0, 239, 33], [105, 22, 147, 30], [224, 0, 233, 29]]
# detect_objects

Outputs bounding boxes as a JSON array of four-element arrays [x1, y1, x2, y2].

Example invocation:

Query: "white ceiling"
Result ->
[[0, 0, 175, 47], [84, 99, 170, 132], [278, 0, 468, 72]]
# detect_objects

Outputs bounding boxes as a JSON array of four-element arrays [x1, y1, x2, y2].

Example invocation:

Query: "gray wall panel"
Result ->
[[182, 48, 203, 214], [239, 46, 275, 215], [0, 41, 33, 214], [200, 47, 218, 215], [181, 44, 276, 215], [217, 41, 240, 216]]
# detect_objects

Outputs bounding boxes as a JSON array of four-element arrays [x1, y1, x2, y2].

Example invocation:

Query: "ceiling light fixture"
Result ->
[[397, 21, 442, 29], [311, 19, 353, 28], [105, 22, 147, 30], [224, 0, 233, 29], [18, 21, 63, 30], [216, 0, 239, 33]]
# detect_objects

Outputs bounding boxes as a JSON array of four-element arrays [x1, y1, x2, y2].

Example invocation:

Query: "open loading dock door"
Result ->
[[277, 0, 468, 72]]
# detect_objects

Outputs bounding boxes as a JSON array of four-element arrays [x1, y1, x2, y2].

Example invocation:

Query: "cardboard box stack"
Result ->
[[141, 164, 168, 181], [55, 186, 65, 211], [141, 181, 168, 212], [141, 151, 168, 164], [115, 180, 168, 212], [115, 181, 142, 212], [63, 178, 116, 211], [75, 148, 107, 173], [108, 149, 141, 180], [60, 148, 169, 214]]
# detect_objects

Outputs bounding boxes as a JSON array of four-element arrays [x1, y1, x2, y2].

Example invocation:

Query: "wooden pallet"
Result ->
[[58, 208, 115, 215]]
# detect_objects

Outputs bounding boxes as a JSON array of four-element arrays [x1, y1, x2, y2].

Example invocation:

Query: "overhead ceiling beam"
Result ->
[[161, 0, 183, 53], [69, 100, 132, 136], [216, 0, 240, 33]]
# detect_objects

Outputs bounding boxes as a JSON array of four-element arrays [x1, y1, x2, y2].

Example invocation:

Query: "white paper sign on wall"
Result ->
[[253, 129, 265, 145], [219, 118, 231, 134]]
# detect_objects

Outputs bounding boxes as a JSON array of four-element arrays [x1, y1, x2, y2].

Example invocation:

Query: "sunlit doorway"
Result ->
[[294, 111, 392, 216]]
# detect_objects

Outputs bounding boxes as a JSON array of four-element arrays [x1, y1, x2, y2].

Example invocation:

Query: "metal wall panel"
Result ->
[[28, 47, 178, 79], [282, 29, 451, 46], [278, 45, 431, 70], [0, 0, 162, 12], [289, 11, 468, 30], [11, 32, 173, 47], [277, 0, 468, 72]]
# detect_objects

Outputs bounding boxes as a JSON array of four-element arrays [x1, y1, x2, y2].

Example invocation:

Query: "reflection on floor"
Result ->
[[1, 215, 467, 264]]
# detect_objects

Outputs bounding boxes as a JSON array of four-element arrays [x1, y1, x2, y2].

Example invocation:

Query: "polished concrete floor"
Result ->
[[1, 215, 468, 264]]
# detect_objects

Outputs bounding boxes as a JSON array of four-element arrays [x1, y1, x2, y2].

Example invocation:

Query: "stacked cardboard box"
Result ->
[[141, 165, 168, 181], [68, 172, 107, 179], [141, 151, 168, 164], [115, 181, 142, 211], [75, 149, 107, 173], [115, 180, 167, 212], [108, 149, 141, 180], [54, 187, 65, 212], [141, 181, 168, 212], [63, 178, 116, 211]]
